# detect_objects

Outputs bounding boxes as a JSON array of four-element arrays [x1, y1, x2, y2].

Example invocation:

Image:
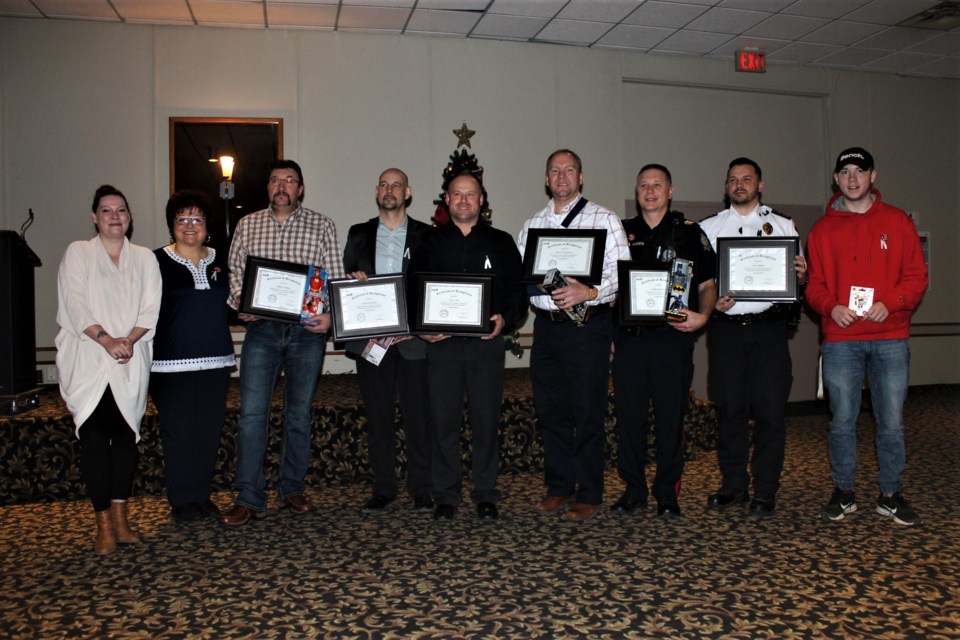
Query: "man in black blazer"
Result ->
[[343, 168, 433, 513]]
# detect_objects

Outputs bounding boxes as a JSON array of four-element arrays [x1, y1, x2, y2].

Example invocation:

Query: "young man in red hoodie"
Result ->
[[806, 147, 928, 526]]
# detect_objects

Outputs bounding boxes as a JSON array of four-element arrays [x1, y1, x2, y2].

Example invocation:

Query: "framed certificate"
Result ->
[[717, 237, 800, 301], [238, 255, 309, 323], [522, 228, 606, 284], [617, 261, 671, 325], [410, 273, 492, 336], [328, 274, 409, 341]]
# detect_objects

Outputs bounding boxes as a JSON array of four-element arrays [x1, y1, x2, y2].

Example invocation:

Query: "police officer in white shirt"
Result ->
[[698, 157, 807, 518]]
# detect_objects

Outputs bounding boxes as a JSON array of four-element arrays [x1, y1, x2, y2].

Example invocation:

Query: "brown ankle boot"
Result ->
[[94, 509, 116, 555], [110, 501, 141, 544]]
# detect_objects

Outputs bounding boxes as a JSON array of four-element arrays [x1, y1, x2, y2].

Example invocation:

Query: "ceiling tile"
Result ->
[[472, 13, 549, 39], [860, 50, 944, 72], [337, 6, 410, 31], [191, 0, 265, 27], [782, 0, 872, 20], [908, 56, 960, 77], [842, 0, 941, 26], [906, 32, 960, 56], [557, 0, 642, 23], [719, 0, 793, 10], [595, 24, 675, 50], [652, 29, 733, 53], [765, 41, 843, 62], [267, 4, 337, 29], [114, 0, 194, 24], [486, 0, 564, 19], [407, 9, 480, 35], [33, 0, 118, 21], [623, 1, 709, 29], [342, 0, 414, 7], [746, 14, 829, 40], [801, 20, 886, 45], [854, 26, 940, 51], [709, 36, 790, 57], [417, 0, 487, 9], [816, 46, 892, 66], [535, 18, 612, 44], [0, 0, 44, 17], [685, 7, 770, 34]]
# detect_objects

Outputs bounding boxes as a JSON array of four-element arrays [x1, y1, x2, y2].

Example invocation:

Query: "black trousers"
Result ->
[[426, 336, 504, 507], [150, 368, 230, 509], [356, 348, 432, 499], [531, 310, 613, 505], [707, 319, 792, 498], [78, 386, 139, 512], [612, 327, 694, 504]]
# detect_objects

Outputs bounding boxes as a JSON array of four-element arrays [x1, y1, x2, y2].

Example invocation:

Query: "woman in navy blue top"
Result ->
[[150, 190, 235, 522]]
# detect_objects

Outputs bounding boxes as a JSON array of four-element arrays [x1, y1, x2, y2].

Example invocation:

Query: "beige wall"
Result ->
[[1, 17, 957, 395]]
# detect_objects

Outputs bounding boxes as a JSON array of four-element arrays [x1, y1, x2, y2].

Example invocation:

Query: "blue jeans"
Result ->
[[234, 320, 326, 509], [822, 339, 909, 495]]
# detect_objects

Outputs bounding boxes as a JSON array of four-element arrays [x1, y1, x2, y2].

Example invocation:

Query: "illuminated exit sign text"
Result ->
[[736, 50, 766, 73]]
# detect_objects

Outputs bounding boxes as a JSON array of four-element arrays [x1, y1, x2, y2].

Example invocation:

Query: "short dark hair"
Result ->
[[165, 189, 214, 235], [91, 184, 133, 239], [546, 149, 582, 174], [728, 157, 762, 180], [271, 159, 305, 202], [638, 163, 672, 184]]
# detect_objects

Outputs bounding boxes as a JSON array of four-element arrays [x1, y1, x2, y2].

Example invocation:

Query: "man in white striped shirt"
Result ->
[[518, 149, 630, 521]]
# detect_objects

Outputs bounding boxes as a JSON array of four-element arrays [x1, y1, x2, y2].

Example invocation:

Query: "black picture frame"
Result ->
[[617, 261, 672, 326], [238, 255, 309, 323], [717, 237, 800, 301], [521, 228, 606, 284], [410, 273, 493, 336], [328, 274, 409, 342]]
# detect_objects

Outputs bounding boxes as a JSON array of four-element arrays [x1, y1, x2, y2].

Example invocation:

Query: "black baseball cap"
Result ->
[[834, 147, 874, 173]]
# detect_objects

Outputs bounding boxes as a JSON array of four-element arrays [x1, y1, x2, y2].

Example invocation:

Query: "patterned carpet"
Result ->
[[1, 385, 958, 639]]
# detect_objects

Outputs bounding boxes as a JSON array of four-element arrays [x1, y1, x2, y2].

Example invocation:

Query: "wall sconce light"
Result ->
[[219, 155, 235, 181]]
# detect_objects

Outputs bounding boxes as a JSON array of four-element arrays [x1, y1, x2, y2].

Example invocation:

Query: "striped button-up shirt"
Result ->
[[518, 195, 630, 311], [227, 205, 345, 309]]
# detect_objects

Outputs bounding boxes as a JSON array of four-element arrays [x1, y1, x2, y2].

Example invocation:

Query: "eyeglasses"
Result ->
[[174, 217, 206, 226], [269, 176, 300, 186]]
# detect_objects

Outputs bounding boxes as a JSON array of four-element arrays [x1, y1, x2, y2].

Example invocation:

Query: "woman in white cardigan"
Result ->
[[56, 185, 161, 555]]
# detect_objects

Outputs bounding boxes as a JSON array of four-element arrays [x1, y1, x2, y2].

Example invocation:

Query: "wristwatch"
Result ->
[[588, 287, 598, 301]]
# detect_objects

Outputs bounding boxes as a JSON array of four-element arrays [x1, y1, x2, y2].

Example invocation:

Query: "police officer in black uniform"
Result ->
[[610, 164, 717, 518]]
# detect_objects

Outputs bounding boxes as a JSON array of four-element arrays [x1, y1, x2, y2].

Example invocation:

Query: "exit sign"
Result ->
[[736, 50, 766, 73]]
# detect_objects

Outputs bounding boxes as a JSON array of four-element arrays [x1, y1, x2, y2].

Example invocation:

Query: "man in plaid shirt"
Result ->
[[220, 159, 345, 526]]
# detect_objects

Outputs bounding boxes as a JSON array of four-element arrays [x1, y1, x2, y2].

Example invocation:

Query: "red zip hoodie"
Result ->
[[805, 189, 927, 343]]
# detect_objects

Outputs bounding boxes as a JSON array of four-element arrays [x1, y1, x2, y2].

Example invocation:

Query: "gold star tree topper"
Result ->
[[453, 121, 476, 148]]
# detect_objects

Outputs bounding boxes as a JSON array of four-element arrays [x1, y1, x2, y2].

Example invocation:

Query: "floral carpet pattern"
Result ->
[[0, 385, 957, 639]]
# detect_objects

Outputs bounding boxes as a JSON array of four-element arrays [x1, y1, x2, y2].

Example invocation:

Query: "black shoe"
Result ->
[[171, 503, 204, 523], [748, 496, 776, 518], [197, 499, 221, 517], [361, 495, 396, 513], [433, 504, 456, 522], [706, 489, 749, 512], [412, 495, 434, 512], [657, 502, 682, 519], [610, 494, 647, 515], [477, 502, 499, 523]]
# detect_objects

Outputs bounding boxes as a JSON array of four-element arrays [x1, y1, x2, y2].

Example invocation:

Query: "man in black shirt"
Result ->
[[611, 164, 717, 518], [411, 173, 526, 523]]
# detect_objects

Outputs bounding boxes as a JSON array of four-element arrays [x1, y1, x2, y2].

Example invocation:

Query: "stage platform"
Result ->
[[0, 369, 718, 505]]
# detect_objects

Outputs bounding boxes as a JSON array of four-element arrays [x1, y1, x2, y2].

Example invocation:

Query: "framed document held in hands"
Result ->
[[617, 261, 672, 325], [328, 274, 409, 342], [717, 237, 800, 302], [239, 255, 310, 323], [410, 273, 492, 336], [521, 228, 606, 284]]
